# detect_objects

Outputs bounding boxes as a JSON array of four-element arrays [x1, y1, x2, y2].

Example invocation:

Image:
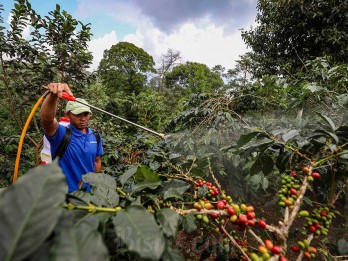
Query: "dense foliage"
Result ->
[[98, 42, 156, 96], [241, 0, 348, 77], [1, 0, 348, 260]]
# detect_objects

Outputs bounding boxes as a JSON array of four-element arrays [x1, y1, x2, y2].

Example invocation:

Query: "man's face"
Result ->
[[67, 111, 90, 131]]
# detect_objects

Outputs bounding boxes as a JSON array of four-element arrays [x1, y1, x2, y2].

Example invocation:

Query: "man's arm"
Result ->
[[40, 83, 73, 136], [94, 156, 102, 172]]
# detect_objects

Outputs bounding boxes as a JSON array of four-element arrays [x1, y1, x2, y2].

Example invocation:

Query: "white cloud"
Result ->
[[87, 18, 250, 72], [87, 31, 118, 71], [124, 19, 249, 70]]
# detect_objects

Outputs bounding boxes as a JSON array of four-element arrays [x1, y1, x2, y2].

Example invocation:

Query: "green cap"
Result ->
[[65, 98, 92, 114]]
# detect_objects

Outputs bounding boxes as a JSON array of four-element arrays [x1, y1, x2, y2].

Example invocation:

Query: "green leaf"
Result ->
[[118, 166, 138, 185], [282, 129, 299, 142], [294, 109, 303, 127], [55, 4, 61, 13], [157, 208, 180, 238], [237, 131, 262, 147], [305, 84, 323, 93], [261, 155, 274, 175], [160, 180, 190, 197], [113, 206, 165, 260], [181, 213, 197, 233], [340, 150, 348, 159], [240, 138, 273, 152], [338, 238, 348, 255], [197, 185, 209, 198], [131, 181, 162, 194], [164, 188, 184, 200], [317, 113, 336, 131], [337, 94, 348, 106], [161, 243, 185, 261], [135, 165, 160, 182], [169, 153, 181, 160], [67, 191, 93, 206], [82, 172, 116, 190], [52, 222, 109, 261], [91, 186, 119, 207], [0, 162, 67, 261], [82, 173, 119, 207], [249, 174, 262, 187], [314, 129, 339, 144], [250, 159, 262, 175], [262, 177, 269, 190]]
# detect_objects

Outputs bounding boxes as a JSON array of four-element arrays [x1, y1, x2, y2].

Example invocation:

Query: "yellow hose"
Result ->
[[13, 91, 50, 183]]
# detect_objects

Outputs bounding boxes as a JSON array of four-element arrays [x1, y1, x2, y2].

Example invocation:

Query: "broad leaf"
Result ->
[[340, 151, 348, 159], [237, 131, 262, 147], [0, 162, 67, 261], [118, 166, 138, 185], [164, 188, 184, 200], [305, 84, 323, 93], [52, 222, 109, 261], [240, 138, 273, 152], [26, 240, 52, 261], [313, 129, 339, 144], [92, 186, 119, 207], [168, 153, 181, 160], [113, 206, 165, 260], [160, 180, 190, 198], [249, 174, 262, 187], [262, 177, 269, 190], [338, 238, 348, 255], [197, 185, 209, 198], [261, 155, 274, 175], [250, 159, 262, 175], [83, 173, 119, 207], [82, 172, 116, 190], [337, 93, 348, 106], [135, 165, 160, 182], [161, 243, 185, 261], [282, 129, 299, 142], [131, 180, 162, 194], [317, 113, 336, 131], [157, 208, 180, 238], [294, 109, 303, 127], [181, 213, 197, 233], [67, 191, 93, 206]]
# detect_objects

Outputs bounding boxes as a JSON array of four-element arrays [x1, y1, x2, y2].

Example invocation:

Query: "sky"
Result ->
[[1, 0, 258, 72]]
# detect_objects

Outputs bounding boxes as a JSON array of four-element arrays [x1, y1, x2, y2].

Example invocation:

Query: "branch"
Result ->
[[295, 234, 314, 261], [218, 222, 251, 261]]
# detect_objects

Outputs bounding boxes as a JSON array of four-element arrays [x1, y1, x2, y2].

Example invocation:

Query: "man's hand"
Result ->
[[47, 83, 74, 98], [41, 83, 74, 136]]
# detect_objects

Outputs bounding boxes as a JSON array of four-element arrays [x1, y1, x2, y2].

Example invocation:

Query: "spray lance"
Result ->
[[13, 89, 166, 184], [60, 92, 166, 139]]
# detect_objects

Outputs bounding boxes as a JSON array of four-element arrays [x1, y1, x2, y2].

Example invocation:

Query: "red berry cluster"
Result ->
[[303, 206, 336, 237], [248, 239, 287, 261], [293, 239, 317, 260]]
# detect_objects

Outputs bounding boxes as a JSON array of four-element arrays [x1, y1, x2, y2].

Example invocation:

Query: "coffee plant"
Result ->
[[0, 111, 347, 260]]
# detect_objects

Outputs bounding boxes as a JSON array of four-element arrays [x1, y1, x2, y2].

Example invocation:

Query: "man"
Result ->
[[40, 83, 103, 192]]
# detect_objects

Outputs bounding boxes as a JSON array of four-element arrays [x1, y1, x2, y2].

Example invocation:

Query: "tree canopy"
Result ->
[[241, 0, 348, 77], [165, 62, 224, 95], [98, 42, 156, 96]]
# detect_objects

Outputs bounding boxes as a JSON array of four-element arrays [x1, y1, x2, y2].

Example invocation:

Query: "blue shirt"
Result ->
[[45, 124, 103, 193]]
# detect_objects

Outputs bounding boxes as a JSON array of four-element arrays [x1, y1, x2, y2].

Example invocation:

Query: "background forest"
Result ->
[[0, 0, 348, 260]]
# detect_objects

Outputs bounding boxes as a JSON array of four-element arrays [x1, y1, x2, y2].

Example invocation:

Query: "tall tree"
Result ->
[[157, 49, 181, 95], [0, 0, 93, 130], [241, 0, 348, 77], [98, 42, 156, 96], [165, 62, 224, 95], [0, 0, 94, 174]]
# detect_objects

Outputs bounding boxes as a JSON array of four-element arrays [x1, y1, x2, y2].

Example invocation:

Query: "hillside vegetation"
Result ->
[[0, 1, 347, 260]]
